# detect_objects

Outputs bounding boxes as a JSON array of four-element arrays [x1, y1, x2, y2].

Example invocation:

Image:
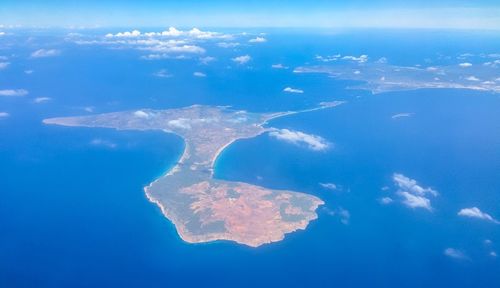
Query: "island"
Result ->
[[43, 102, 342, 247]]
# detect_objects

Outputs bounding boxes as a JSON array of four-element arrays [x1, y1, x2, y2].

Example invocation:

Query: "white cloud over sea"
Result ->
[[458, 207, 499, 224], [444, 248, 468, 260], [232, 55, 251, 65], [249, 37, 266, 43], [269, 128, 330, 151], [0, 89, 29, 97], [392, 173, 438, 211], [31, 49, 61, 58], [283, 87, 304, 94], [72, 27, 237, 60]]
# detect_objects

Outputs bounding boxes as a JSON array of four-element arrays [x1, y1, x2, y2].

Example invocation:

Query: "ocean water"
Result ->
[[1, 29, 499, 287]]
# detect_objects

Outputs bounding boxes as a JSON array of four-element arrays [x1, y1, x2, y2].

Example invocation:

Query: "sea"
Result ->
[[1, 28, 499, 287]]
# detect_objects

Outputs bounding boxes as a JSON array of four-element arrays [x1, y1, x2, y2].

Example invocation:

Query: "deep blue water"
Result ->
[[1, 29, 499, 287]]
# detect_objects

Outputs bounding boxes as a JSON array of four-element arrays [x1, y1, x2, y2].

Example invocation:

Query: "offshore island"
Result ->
[[43, 102, 342, 247]]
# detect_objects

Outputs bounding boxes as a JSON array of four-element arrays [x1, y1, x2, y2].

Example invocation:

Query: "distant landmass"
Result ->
[[43, 102, 342, 247]]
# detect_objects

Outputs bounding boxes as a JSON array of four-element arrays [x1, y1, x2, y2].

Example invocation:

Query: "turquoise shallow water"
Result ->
[[1, 29, 499, 287]]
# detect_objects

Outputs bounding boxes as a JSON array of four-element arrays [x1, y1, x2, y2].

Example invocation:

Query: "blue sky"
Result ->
[[0, 0, 499, 29]]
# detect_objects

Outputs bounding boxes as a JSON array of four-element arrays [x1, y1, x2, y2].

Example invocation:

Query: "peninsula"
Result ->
[[43, 102, 342, 247]]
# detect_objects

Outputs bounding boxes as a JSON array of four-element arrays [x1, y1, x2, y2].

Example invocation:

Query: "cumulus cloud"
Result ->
[[269, 128, 330, 151], [193, 72, 206, 77], [393, 173, 437, 211], [0, 32, 5, 36], [392, 113, 414, 119], [397, 191, 432, 210], [34, 97, 52, 103], [283, 87, 304, 94], [0, 62, 9, 69], [0, 89, 29, 97], [459, 62, 473, 67], [271, 63, 289, 69], [444, 248, 468, 260], [106, 27, 228, 40], [31, 49, 61, 58], [0, 112, 9, 118], [458, 207, 499, 224], [153, 69, 173, 78], [249, 37, 266, 43], [106, 30, 142, 38], [393, 173, 438, 196], [232, 55, 251, 65]]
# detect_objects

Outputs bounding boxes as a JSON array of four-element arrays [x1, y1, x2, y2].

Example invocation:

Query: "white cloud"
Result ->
[[459, 62, 473, 67], [106, 30, 141, 38], [320, 183, 338, 190], [106, 27, 228, 40], [141, 54, 189, 60], [458, 207, 499, 224], [153, 69, 173, 78], [269, 128, 330, 151], [188, 28, 224, 39], [0, 89, 29, 97], [34, 97, 52, 103], [393, 173, 438, 196], [393, 173, 437, 211], [143, 44, 205, 54], [232, 55, 251, 65], [271, 63, 289, 69], [342, 55, 368, 63], [325, 207, 350, 225], [31, 49, 61, 58], [0, 62, 9, 69], [397, 191, 432, 210], [444, 248, 468, 260], [379, 197, 394, 205], [283, 87, 304, 94], [90, 138, 117, 149], [490, 251, 497, 257], [0, 112, 9, 118], [168, 118, 192, 130], [316, 54, 341, 62], [392, 113, 414, 119], [466, 76, 480, 81], [249, 37, 267, 43], [160, 27, 182, 37], [24, 70, 34, 74], [0, 32, 5, 36], [217, 42, 240, 48], [193, 72, 206, 77], [199, 56, 216, 65], [133, 110, 150, 119]]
